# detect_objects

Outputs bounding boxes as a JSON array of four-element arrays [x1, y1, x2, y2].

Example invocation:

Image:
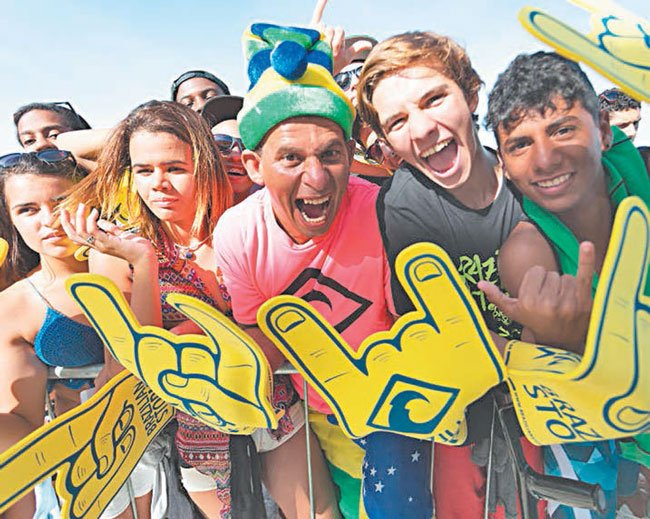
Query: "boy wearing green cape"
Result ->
[[482, 51, 649, 519]]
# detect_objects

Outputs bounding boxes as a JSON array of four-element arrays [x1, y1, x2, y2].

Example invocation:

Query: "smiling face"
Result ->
[[497, 96, 611, 215], [5, 173, 77, 257], [175, 77, 226, 112], [372, 66, 479, 190], [17, 109, 72, 151], [212, 119, 253, 197], [129, 131, 197, 231], [242, 117, 354, 244]]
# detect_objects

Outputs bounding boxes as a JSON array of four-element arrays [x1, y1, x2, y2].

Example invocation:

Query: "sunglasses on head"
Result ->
[[48, 101, 92, 130], [214, 134, 244, 155], [334, 67, 362, 91], [0, 149, 77, 169], [599, 90, 623, 103]]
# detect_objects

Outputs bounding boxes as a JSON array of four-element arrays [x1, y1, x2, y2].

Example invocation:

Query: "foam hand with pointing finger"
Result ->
[[258, 243, 505, 444], [520, 0, 650, 101], [505, 197, 650, 445], [66, 273, 281, 434], [0, 372, 173, 519]]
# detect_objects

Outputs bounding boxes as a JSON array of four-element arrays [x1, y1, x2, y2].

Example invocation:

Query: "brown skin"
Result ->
[[17, 109, 69, 151], [608, 107, 641, 142], [479, 98, 613, 353], [175, 77, 226, 113]]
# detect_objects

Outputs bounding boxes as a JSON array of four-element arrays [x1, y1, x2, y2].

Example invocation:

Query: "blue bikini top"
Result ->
[[27, 277, 104, 388]]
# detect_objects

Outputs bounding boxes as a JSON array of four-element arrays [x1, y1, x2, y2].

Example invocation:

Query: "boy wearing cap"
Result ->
[[213, 23, 433, 519], [171, 70, 230, 112], [201, 95, 261, 204]]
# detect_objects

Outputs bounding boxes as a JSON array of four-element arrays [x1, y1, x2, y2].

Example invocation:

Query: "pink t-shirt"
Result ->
[[213, 176, 395, 414]]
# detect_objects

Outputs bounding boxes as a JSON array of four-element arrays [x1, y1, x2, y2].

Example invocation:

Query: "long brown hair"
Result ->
[[65, 100, 232, 242], [0, 155, 85, 284]]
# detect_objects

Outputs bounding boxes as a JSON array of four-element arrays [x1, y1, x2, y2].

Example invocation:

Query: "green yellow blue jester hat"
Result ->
[[238, 23, 356, 150]]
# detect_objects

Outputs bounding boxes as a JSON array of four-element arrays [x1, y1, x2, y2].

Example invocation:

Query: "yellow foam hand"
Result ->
[[0, 372, 173, 519], [506, 197, 650, 445], [73, 172, 137, 262], [519, 1, 650, 101], [258, 243, 505, 444], [0, 238, 7, 266], [66, 273, 281, 434]]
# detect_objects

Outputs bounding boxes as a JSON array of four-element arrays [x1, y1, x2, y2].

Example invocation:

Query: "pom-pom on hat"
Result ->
[[238, 23, 356, 150]]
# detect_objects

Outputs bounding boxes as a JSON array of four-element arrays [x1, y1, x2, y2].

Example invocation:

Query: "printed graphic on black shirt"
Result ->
[[282, 267, 372, 333], [456, 249, 521, 340]]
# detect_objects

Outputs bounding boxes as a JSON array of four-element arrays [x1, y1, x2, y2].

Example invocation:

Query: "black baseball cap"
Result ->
[[201, 95, 244, 128], [171, 70, 231, 101]]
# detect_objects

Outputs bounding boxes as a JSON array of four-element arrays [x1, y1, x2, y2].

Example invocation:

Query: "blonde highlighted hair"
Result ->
[[65, 100, 232, 242], [357, 32, 483, 140]]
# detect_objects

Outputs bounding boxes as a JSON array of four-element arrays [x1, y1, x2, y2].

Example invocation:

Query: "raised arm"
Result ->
[[479, 221, 593, 353], [55, 128, 112, 171]]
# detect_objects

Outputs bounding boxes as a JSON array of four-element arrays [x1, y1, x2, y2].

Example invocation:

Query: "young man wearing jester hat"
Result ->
[[212, 24, 434, 519]]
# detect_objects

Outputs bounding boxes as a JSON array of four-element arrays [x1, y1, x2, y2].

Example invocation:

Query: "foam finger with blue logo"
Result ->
[[258, 241, 506, 445]]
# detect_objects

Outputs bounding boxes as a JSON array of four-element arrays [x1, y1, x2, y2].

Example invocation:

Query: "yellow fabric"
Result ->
[[258, 242, 505, 445], [244, 64, 355, 120], [308, 410, 364, 479], [519, 1, 650, 102], [0, 238, 7, 266], [0, 371, 174, 518], [66, 273, 281, 434], [74, 171, 137, 261], [506, 197, 650, 445]]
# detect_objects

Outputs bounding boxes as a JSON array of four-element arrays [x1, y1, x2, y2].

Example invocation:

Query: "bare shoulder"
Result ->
[[0, 280, 38, 339], [499, 221, 558, 296]]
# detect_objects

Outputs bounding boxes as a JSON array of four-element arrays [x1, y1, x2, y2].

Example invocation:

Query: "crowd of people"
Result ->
[[0, 10, 649, 519]]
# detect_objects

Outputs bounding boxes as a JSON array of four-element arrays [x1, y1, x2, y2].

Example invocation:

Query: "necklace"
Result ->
[[172, 235, 210, 261]]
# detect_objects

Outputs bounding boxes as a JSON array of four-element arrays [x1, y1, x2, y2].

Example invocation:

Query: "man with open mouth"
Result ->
[[357, 32, 544, 519], [212, 23, 433, 519]]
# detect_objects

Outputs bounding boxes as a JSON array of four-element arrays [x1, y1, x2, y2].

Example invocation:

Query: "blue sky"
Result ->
[[1, 0, 648, 150]]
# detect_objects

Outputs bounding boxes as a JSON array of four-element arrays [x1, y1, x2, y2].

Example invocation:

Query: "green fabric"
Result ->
[[522, 125, 650, 467], [327, 460, 361, 519], [619, 436, 650, 467], [238, 85, 354, 150]]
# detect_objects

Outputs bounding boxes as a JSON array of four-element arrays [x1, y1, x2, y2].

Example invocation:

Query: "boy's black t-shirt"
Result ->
[[377, 160, 527, 443], [377, 161, 527, 340]]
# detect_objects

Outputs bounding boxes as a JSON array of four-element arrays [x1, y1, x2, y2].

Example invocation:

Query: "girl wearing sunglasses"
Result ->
[[202, 95, 261, 205], [0, 151, 104, 518], [213, 129, 258, 205], [61, 101, 306, 519]]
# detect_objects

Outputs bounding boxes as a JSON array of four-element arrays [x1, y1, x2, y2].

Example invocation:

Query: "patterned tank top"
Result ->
[[156, 230, 230, 327]]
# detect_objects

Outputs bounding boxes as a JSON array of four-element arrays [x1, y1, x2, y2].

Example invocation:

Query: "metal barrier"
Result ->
[[47, 365, 607, 519]]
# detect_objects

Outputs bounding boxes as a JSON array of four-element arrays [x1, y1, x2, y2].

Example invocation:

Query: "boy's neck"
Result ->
[[450, 142, 500, 210], [556, 172, 612, 273]]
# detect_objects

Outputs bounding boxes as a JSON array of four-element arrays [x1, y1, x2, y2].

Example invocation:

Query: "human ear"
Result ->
[[496, 150, 511, 180], [346, 139, 356, 167], [598, 110, 613, 151], [241, 150, 264, 185]]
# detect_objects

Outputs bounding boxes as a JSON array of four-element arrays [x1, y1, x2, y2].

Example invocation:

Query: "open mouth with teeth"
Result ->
[[295, 195, 331, 224], [420, 138, 459, 176], [228, 170, 247, 177], [533, 172, 574, 190]]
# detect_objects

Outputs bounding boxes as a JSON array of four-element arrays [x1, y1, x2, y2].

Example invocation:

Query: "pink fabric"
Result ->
[[213, 176, 395, 413]]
